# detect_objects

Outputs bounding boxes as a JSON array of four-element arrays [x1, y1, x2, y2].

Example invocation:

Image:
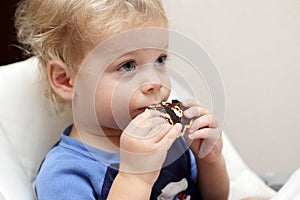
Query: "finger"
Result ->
[[149, 121, 173, 142], [146, 121, 172, 139], [187, 128, 210, 140], [127, 117, 167, 139], [126, 116, 166, 138], [183, 106, 209, 119], [133, 109, 162, 125], [140, 116, 166, 130], [131, 109, 163, 129], [186, 127, 221, 144], [188, 114, 219, 133], [198, 132, 222, 159], [181, 99, 204, 107], [155, 123, 182, 148]]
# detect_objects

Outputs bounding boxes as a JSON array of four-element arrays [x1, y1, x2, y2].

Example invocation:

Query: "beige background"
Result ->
[[163, 0, 300, 177]]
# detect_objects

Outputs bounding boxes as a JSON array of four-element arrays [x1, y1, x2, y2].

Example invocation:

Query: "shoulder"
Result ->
[[35, 143, 109, 200]]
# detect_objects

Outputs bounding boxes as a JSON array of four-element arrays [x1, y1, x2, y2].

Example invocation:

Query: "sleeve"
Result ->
[[35, 160, 106, 200]]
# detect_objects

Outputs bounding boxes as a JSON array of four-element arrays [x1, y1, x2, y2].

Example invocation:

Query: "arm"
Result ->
[[182, 99, 229, 200], [108, 171, 158, 200], [196, 146, 229, 200]]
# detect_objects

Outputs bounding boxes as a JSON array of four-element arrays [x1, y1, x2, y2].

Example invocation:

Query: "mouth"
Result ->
[[147, 101, 163, 107], [131, 107, 147, 118], [132, 102, 162, 117]]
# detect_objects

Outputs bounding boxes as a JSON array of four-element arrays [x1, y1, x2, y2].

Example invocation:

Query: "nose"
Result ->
[[141, 82, 163, 94], [139, 64, 166, 94]]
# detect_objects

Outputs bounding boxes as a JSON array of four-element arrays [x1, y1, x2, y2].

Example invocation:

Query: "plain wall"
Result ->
[[163, 0, 300, 177]]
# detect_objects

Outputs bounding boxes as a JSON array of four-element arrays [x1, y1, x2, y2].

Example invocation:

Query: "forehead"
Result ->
[[81, 27, 169, 69], [117, 44, 169, 56], [77, 27, 169, 77], [91, 17, 169, 49]]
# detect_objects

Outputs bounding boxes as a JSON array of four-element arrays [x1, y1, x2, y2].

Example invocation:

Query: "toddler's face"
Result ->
[[73, 24, 170, 135], [95, 47, 171, 130]]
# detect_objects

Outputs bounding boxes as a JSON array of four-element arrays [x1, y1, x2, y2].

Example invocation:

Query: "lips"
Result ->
[[136, 107, 147, 112], [131, 107, 147, 118], [132, 101, 164, 118]]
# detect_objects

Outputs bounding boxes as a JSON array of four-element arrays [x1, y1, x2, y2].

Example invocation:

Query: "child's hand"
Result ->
[[119, 109, 181, 183], [182, 99, 223, 164]]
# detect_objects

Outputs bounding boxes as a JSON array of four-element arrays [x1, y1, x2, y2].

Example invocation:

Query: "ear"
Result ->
[[47, 60, 74, 101]]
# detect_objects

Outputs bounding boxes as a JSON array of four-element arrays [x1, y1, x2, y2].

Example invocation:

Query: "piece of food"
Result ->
[[147, 99, 193, 136]]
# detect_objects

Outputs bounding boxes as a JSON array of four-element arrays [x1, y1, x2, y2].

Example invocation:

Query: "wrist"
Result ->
[[197, 154, 225, 167], [196, 155, 229, 200], [108, 171, 160, 200], [118, 170, 160, 187]]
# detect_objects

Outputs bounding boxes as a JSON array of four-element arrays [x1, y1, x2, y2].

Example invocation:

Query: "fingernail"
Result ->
[[175, 123, 182, 131]]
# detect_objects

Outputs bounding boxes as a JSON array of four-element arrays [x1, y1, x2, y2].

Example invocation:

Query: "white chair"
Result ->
[[0, 58, 277, 200]]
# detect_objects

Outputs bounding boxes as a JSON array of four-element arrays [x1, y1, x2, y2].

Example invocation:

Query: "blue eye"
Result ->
[[155, 55, 167, 66], [118, 61, 136, 72]]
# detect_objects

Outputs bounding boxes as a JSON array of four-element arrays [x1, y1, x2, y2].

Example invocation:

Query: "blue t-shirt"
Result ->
[[35, 125, 201, 200]]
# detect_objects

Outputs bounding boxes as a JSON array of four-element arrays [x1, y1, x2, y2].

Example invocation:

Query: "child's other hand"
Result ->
[[119, 109, 181, 183], [182, 99, 223, 164]]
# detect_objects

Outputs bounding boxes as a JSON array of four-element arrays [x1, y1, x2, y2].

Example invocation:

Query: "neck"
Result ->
[[69, 125, 122, 152]]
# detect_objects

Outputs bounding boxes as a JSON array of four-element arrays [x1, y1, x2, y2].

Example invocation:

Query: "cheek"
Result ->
[[128, 93, 139, 112], [165, 79, 171, 93], [95, 78, 133, 129], [163, 73, 171, 88], [158, 72, 171, 98], [95, 85, 113, 124]]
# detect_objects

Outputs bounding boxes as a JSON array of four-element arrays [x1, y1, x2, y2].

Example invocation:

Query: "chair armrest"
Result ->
[[0, 124, 36, 200], [222, 133, 277, 199], [261, 173, 290, 191]]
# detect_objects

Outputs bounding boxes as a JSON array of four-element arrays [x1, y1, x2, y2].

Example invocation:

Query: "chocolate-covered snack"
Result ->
[[147, 99, 193, 136]]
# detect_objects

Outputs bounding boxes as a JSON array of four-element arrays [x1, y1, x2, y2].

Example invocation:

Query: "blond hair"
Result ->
[[15, 0, 167, 112]]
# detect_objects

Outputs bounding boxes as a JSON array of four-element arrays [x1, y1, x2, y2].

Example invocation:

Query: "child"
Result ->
[[15, 0, 229, 199]]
